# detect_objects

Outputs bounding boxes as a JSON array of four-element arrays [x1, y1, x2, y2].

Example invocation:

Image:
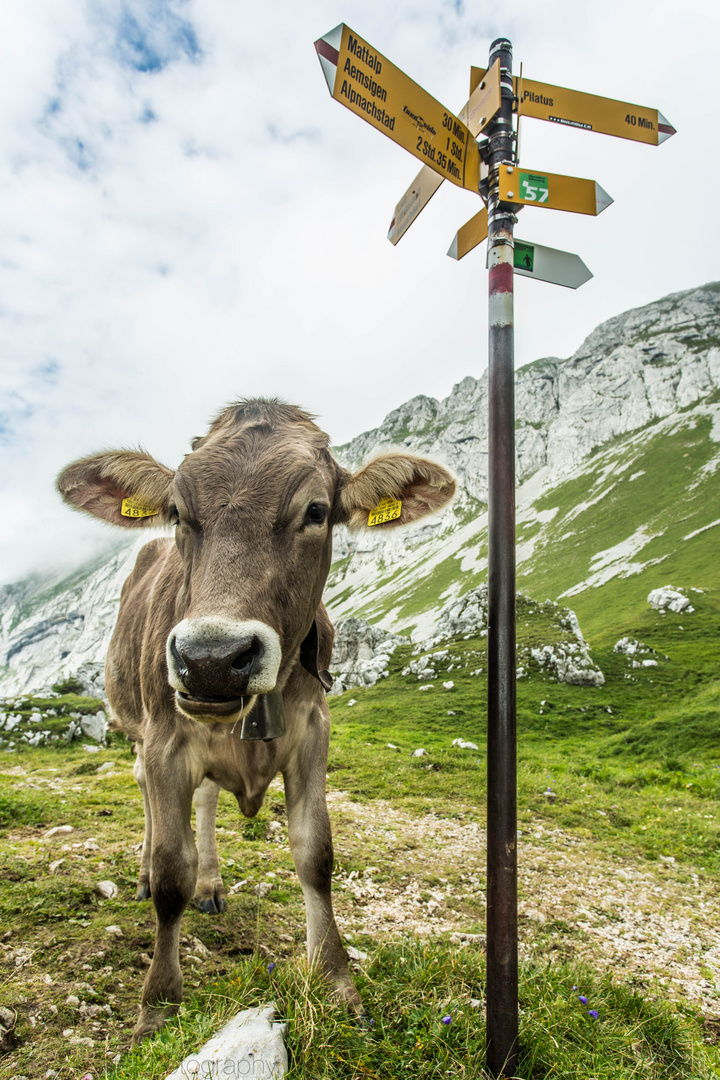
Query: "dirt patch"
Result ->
[[327, 791, 720, 1013]]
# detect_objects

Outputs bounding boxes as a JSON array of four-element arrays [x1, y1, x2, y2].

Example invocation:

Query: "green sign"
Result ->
[[514, 241, 535, 272], [519, 172, 549, 203]]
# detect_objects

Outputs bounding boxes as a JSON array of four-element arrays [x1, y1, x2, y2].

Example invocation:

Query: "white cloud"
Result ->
[[0, 0, 718, 582]]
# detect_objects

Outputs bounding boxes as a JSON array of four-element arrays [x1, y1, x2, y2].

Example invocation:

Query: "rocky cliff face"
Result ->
[[336, 284, 720, 499], [0, 540, 144, 696], [1, 282, 718, 695]]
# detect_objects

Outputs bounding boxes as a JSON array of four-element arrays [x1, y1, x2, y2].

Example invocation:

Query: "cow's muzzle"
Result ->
[[166, 618, 282, 719]]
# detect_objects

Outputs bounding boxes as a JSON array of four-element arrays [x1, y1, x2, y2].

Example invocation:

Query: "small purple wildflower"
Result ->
[[578, 995, 588, 1005], [572, 985, 578, 992], [268, 962, 276, 973], [442, 1015, 452, 1025], [588, 1009, 599, 1019]]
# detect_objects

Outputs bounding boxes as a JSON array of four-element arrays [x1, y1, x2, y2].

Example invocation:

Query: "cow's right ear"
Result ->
[[56, 450, 175, 528]]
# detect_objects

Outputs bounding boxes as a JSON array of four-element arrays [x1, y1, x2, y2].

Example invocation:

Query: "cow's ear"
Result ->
[[57, 450, 175, 528], [337, 453, 456, 530]]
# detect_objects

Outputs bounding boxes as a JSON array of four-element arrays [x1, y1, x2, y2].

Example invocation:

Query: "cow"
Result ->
[[56, 399, 455, 1044]]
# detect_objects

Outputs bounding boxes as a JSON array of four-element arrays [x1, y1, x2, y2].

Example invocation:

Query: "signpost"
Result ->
[[315, 25, 675, 1079]]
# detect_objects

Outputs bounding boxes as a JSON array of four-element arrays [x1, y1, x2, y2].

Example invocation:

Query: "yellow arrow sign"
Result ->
[[471, 67, 675, 146], [387, 62, 498, 246], [447, 207, 488, 261], [464, 58, 501, 137], [499, 166, 613, 216], [316, 25, 480, 193], [388, 167, 444, 245]]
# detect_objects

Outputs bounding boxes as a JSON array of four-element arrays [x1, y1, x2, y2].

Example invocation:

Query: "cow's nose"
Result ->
[[167, 618, 282, 700], [170, 633, 262, 698]]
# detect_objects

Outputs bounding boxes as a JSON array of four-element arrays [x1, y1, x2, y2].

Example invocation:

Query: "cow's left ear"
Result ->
[[337, 453, 456, 530]]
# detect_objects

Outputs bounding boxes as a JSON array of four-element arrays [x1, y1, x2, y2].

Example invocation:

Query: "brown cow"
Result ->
[[57, 399, 455, 1043]]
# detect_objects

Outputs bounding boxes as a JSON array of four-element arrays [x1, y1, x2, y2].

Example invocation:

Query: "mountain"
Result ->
[[327, 282, 720, 643], [1, 282, 719, 695]]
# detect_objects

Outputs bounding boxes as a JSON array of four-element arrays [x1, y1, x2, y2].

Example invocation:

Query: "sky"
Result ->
[[1, 0, 718, 584]]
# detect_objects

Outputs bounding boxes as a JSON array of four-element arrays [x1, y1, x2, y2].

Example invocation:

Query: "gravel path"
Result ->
[[328, 792, 720, 1015]]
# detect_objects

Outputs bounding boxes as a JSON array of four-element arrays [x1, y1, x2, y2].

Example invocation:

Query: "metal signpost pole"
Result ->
[[485, 36, 519, 1079]]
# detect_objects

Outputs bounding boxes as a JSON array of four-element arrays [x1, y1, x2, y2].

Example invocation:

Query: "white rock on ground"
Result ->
[[80, 711, 107, 743], [648, 586, 695, 613], [530, 643, 605, 687], [614, 637, 642, 655], [96, 881, 118, 899], [165, 1005, 287, 1079]]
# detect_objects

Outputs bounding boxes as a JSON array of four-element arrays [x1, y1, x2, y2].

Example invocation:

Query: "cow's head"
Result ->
[[57, 400, 455, 723]]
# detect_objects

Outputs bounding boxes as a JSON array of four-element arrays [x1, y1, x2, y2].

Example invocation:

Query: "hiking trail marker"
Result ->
[[315, 23, 675, 1079]]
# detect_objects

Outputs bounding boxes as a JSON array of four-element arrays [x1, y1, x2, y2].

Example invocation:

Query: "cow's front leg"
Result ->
[[193, 777, 226, 913], [133, 755, 197, 1045], [133, 746, 152, 901], [284, 738, 360, 1011]]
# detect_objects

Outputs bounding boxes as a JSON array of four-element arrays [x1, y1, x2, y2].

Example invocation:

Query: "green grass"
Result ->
[[110, 945, 719, 1079]]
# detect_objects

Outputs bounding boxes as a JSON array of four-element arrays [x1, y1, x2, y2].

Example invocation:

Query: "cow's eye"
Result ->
[[169, 505, 180, 526], [305, 502, 327, 525]]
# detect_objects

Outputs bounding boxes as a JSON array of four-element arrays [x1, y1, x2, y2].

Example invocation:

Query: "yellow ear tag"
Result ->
[[368, 497, 402, 527], [121, 497, 159, 519]]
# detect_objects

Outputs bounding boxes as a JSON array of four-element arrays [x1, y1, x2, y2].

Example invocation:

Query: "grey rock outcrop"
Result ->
[[401, 585, 604, 687], [328, 283, 720, 592], [329, 618, 403, 693], [336, 284, 720, 500], [0, 537, 149, 696], [530, 643, 605, 687]]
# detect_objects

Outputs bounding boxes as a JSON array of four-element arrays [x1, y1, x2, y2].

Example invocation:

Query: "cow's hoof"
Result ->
[[192, 883, 226, 914], [193, 893, 227, 915], [136, 881, 151, 901], [131, 1003, 178, 1045], [331, 981, 363, 1014]]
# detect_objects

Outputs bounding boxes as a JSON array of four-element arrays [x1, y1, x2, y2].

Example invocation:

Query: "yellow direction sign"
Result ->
[[316, 24, 480, 193], [517, 77, 676, 145], [464, 58, 501, 136], [471, 67, 675, 146], [388, 168, 444, 245], [447, 207, 488, 261], [387, 62, 498, 246], [498, 166, 613, 216]]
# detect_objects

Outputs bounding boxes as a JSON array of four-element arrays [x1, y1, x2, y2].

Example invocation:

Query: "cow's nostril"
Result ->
[[170, 637, 188, 677], [231, 637, 262, 674]]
